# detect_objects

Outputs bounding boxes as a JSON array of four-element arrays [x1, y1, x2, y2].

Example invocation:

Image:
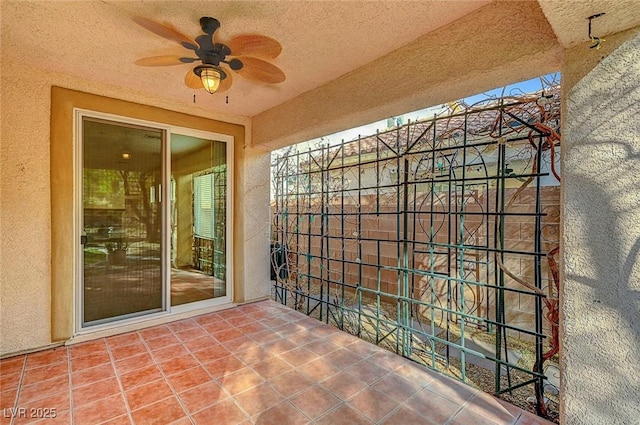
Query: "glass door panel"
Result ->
[[170, 134, 227, 306], [82, 118, 164, 325]]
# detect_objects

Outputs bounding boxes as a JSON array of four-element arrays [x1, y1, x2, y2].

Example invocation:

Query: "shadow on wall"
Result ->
[[563, 29, 640, 423]]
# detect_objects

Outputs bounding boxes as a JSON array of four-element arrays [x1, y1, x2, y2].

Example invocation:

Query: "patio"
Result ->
[[0, 300, 552, 425]]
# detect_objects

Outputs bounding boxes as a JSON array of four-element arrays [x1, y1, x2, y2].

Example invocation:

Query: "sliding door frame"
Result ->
[[73, 108, 234, 335]]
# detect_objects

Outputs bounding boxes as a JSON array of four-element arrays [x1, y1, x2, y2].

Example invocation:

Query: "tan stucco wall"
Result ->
[[560, 28, 640, 425], [0, 61, 271, 355], [252, 0, 561, 151]]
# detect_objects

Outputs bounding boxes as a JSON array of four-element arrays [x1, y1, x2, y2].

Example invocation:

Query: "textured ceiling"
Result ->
[[2, 1, 639, 118]]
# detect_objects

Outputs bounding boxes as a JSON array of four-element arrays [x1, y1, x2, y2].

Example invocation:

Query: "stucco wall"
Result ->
[[561, 28, 640, 425], [0, 61, 270, 355], [252, 0, 561, 151]]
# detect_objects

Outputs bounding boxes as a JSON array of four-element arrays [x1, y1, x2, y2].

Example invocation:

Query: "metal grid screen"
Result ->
[[271, 84, 561, 419]]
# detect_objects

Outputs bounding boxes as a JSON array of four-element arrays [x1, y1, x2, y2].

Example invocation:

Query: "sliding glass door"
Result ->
[[170, 134, 227, 306], [78, 112, 232, 329]]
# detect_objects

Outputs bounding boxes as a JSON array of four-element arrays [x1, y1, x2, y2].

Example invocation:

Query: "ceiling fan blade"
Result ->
[[135, 56, 188, 66], [235, 56, 285, 84], [184, 67, 204, 90], [227, 35, 282, 58], [133, 16, 196, 47]]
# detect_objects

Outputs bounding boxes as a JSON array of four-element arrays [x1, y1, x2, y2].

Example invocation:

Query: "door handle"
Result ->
[[80, 235, 88, 245]]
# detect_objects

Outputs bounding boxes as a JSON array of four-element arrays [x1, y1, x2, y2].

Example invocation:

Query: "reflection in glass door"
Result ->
[[170, 134, 227, 306], [81, 118, 164, 325]]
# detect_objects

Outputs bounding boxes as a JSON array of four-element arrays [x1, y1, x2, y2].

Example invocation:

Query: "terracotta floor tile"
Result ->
[[217, 308, 244, 319], [25, 409, 72, 425], [0, 389, 17, 410], [449, 406, 504, 425], [464, 391, 523, 425], [167, 366, 212, 393], [368, 350, 405, 371], [218, 368, 264, 395], [315, 403, 373, 425], [110, 341, 149, 361], [16, 387, 70, 413], [194, 312, 222, 326], [200, 321, 233, 335], [270, 322, 304, 336], [380, 406, 430, 425], [211, 328, 244, 342], [73, 393, 127, 424], [191, 344, 231, 363], [297, 358, 340, 382], [345, 340, 380, 358], [168, 320, 199, 333], [308, 324, 338, 337], [287, 330, 321, 345], [236, 322, 267, 335], [290, 385, 341, 419], [125, 378, 174, 411], [71, 363, 115, 387], [252, 400, 309, 425], [203, 355, 245, 378], [259, 316, 288, 328], [303, 339, 340, 356], [404, 388, 462, 424], [233, 382, 284, 417], [145, 333, 180, 351], [174, 327, 207, 342], [268, 370, 314, 398], [348, 387, 399, 423], [131, 396, 187, 425], [221, 335, 254, 352], [106, 332, 142, 348], [326, 331, 359, 347], [182, 335, 218, 353], [234, 346, 272, 365], [69, 340, 107, 359], [344, 359, 390, 384], [251, 357, 293, 379], [371, 373, 423, 403], [0, 371, 22, 391], [19, 376, 69, 403], [25, 348, 67, 370], [424, 374, 478, 405], [158, 354, 200, 376], [324, 348, 363, 369], [279, 347, 318, 367], [99, 414, 132, 425], [151, 343, 189, 363], [119, 364, 163, 391], [0, 356, 25, 375], [113, 352, 155, 375], [70, 351, 111, 372], [139, 325, 172, 341], [320, 373, 368, 400], [192, 399, 248, 425], [248, 329, 283, 344], [262, 339, 298, 356], [227, 316, 256, 327], [395, 362, 438, 388], [73, 377, 121, 407], [179, 381, 227, 414]]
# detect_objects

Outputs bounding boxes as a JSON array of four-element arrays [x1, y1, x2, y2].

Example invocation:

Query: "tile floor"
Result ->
[[0, 301, 554, 425]]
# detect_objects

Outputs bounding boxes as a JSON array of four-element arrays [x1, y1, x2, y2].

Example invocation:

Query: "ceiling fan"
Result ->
[[134, 16, 285, 94]]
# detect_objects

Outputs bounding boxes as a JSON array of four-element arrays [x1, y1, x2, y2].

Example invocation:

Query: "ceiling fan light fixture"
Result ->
[[193, 65, 223, 94]]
